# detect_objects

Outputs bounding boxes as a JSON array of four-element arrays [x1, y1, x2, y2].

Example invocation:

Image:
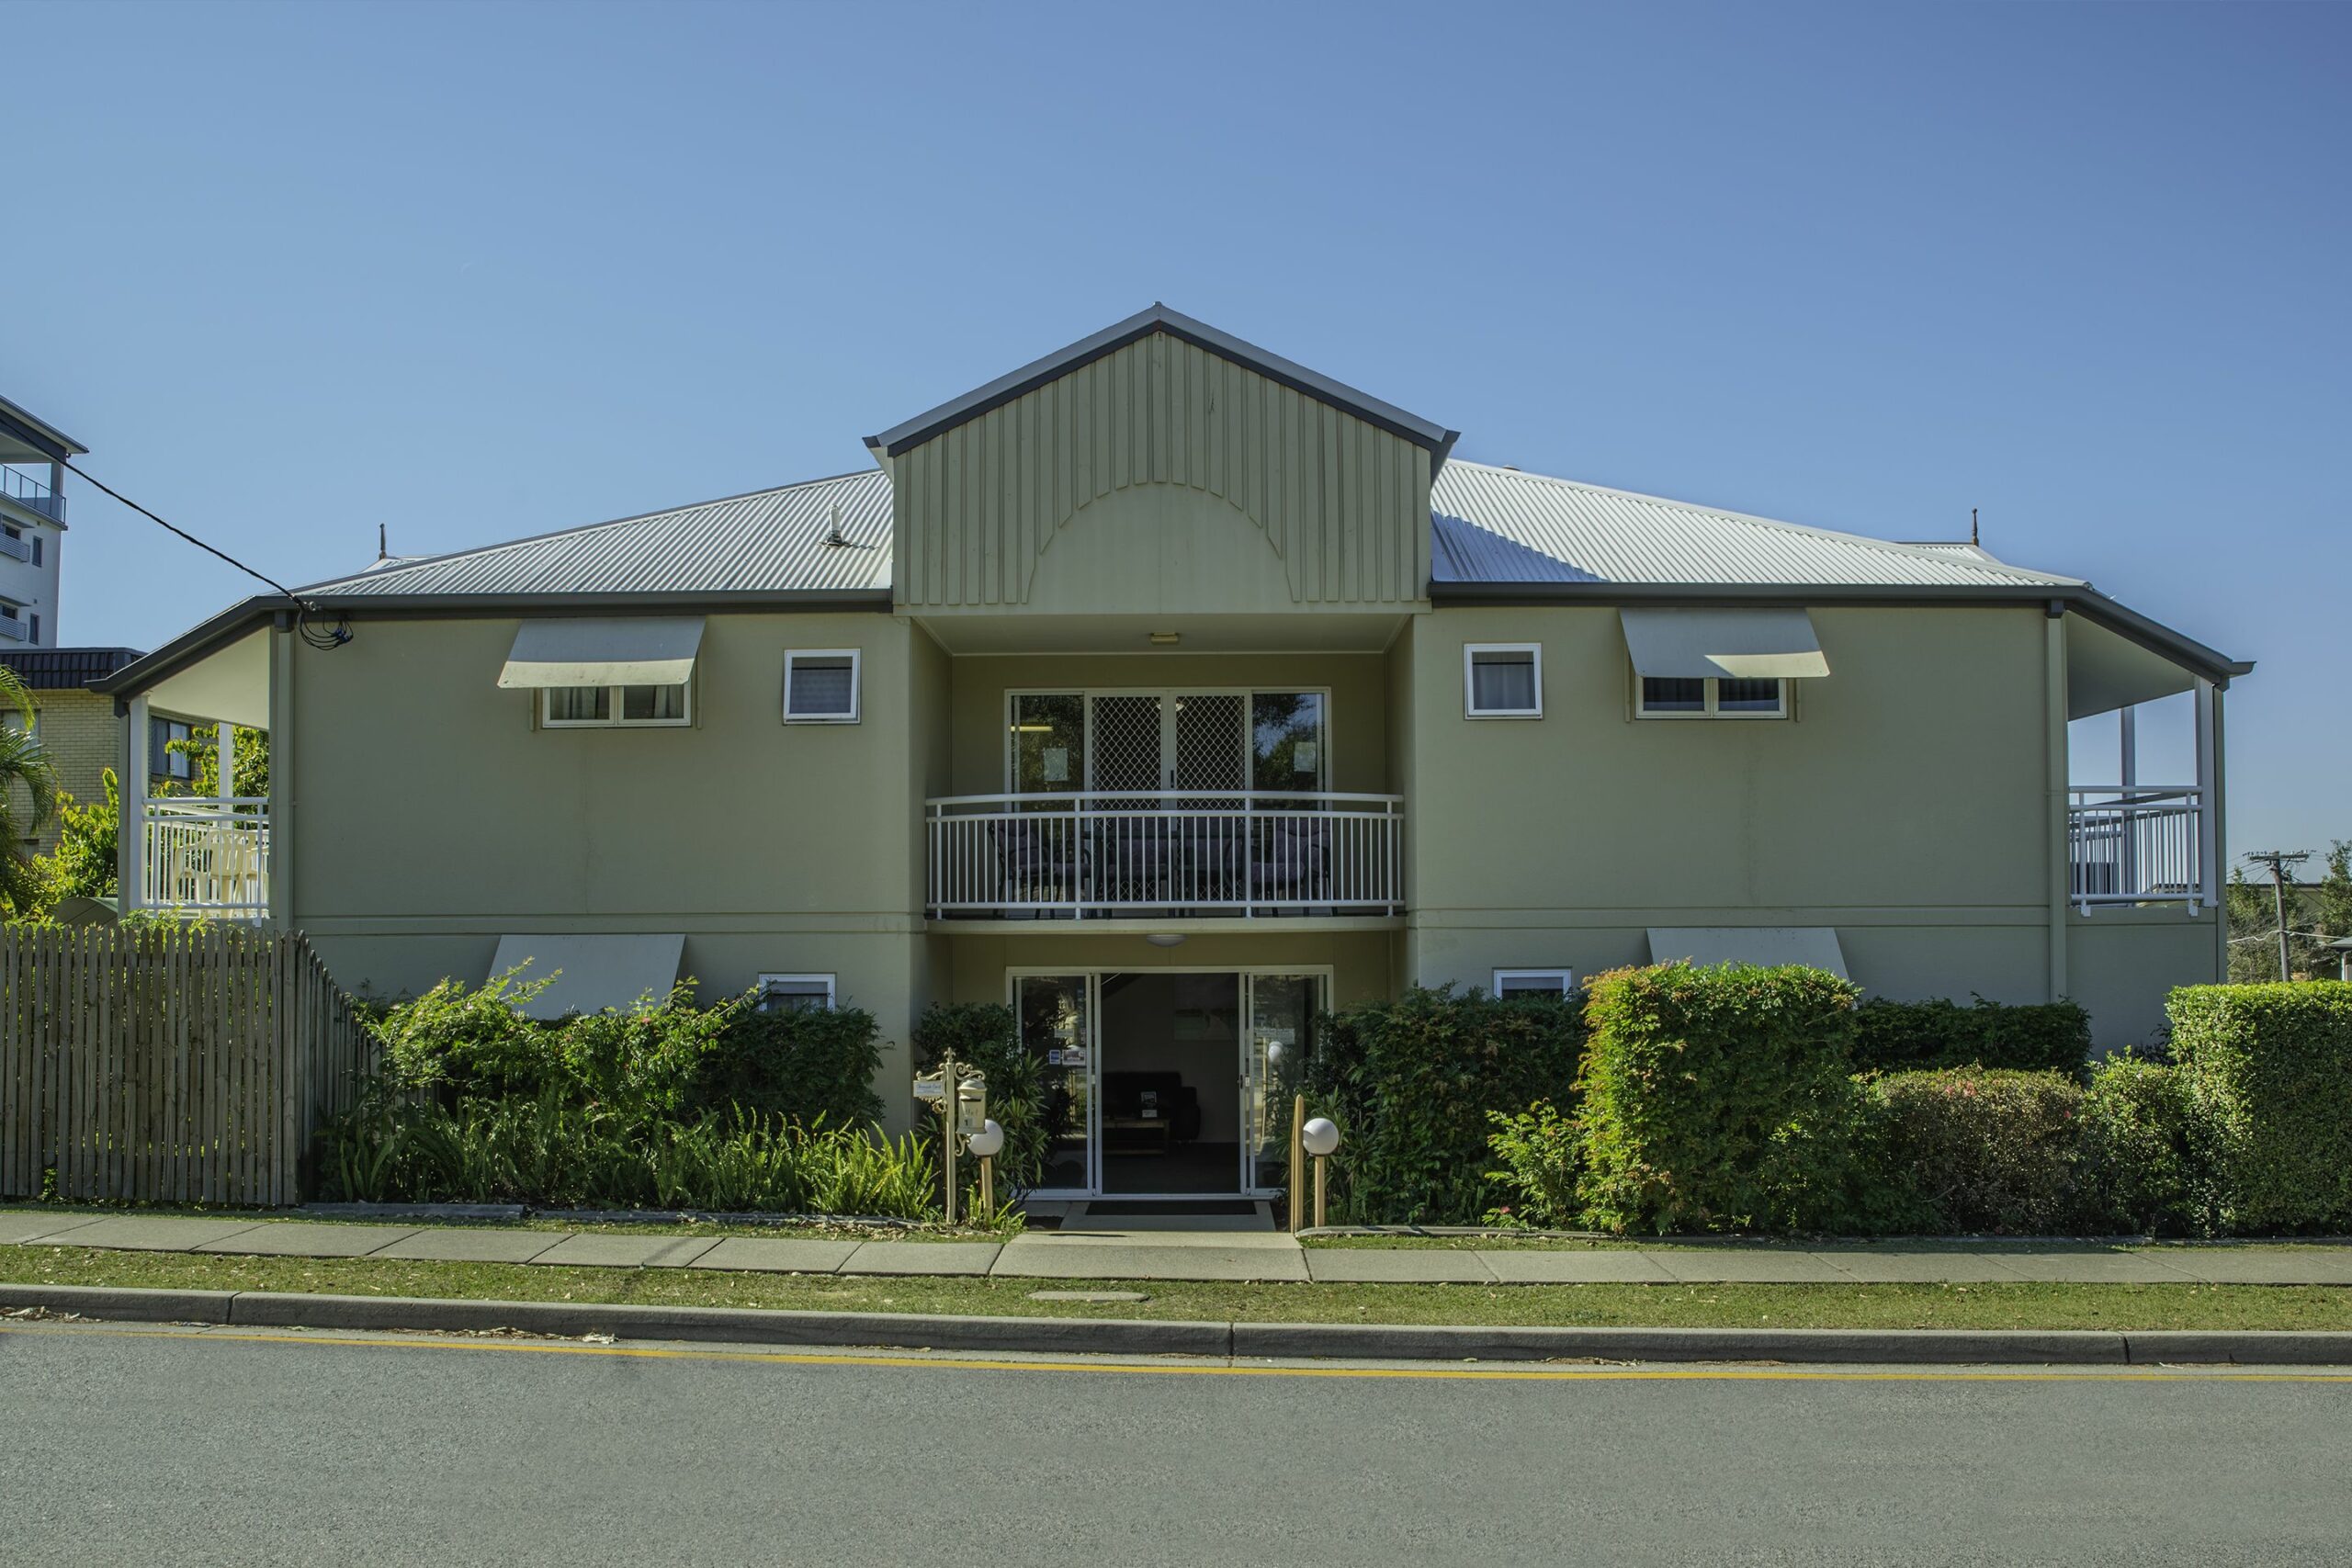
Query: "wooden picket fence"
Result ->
[[0, 925, 378, 1206]]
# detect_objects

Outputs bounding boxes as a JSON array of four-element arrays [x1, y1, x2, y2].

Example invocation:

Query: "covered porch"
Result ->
[[116, 622, 276, 919], [2063, 611, 2221, 912]]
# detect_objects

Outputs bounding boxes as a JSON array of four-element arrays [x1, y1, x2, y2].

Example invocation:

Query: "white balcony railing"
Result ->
[[927, 791, 1404, 919], [2068, 786, 2205, 908], [142, 797, 270, 916]]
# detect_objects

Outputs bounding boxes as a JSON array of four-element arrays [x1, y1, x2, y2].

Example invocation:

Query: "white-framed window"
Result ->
[[756, 973, 835, 1012], [1635, 676, 1789, 720], [785, 649, 861, 724], [1464, 644, 1542, 718], [541, 682, 692, 728], [1493, 968, 1576, 999]]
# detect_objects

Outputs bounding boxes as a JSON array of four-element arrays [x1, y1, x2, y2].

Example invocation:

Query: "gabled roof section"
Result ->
[[865, 304, 1460, 465], [1430, 461, 2081, 590], [300, 469, 894, 599]]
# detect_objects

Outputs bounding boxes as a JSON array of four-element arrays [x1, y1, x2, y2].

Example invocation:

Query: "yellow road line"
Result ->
[[6, 1323, 2351, 1384]]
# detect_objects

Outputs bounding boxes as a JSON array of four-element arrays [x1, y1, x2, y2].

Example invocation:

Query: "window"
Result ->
[[1250, 691, 1327, 793], [785, 649, 860, 723], [150, 716, 195, 781], [756, 973, 835, 1012], [541, 682, 690, 728], [1637, 675, 1789, 719], [1464, 644, 1542, 718], [1493, 968, 1575, 999]]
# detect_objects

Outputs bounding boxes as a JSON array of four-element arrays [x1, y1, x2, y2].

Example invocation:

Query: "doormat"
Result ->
[[1080, 1200, 1262, 1217]]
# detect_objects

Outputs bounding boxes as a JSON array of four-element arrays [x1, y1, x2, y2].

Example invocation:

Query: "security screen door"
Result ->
[[1085, 693, 1248, 795]]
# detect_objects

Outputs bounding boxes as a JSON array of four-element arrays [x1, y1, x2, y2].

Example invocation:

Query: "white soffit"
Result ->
[[1646, 927, 1850, 979], [2064, 611, 2196, 720], [1620, 608, 1829, 681], [488, 933, 686, 1020], [495, 617, 705, 689]]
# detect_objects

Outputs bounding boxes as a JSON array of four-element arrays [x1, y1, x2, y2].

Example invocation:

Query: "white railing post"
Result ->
[[2194, 680, 2218, 908]]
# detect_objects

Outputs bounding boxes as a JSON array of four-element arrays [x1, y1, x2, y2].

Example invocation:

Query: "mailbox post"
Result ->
[[914, 1052, 988, 1225]]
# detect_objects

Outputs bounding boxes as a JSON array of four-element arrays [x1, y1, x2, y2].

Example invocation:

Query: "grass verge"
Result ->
[[5, 1245, 2349, 1331]]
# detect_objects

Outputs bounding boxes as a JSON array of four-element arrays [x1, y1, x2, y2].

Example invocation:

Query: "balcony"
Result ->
[[926, 791, 1404, 919], [141, 798, 270, 917], [2068, 786, 2207, 909], [0, 467, 62, 523]]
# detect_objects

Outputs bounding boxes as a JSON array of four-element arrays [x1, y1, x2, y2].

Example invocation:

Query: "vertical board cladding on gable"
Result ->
[[889, 333, 1430, 611]]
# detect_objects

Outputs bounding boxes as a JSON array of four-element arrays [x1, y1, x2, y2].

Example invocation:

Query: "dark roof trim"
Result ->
[[0, 394, 90, 460], [1429, 580, 2253, 687], [865, 304, 1461, 466], [94, 590, 898, 698]]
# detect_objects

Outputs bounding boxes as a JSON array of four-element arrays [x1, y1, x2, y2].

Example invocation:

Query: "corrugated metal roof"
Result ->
[[304, 455, 2081, 604], [301, 468, 893, 599], [1431, 461, 2080, 589]]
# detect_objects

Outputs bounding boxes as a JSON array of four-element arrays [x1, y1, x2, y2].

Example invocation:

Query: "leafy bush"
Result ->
[[2075, 1055, 2204, 1235], [1483, 1101, 1581, 1228], [2169, 982, 2352, 1233], [1304, 986, 1585, 1225], [1869, 1068, 2083, 1234], [696, 1004, 884, 1128], [911, 1003, 1047, 1194], [1852, 996, 2093, 1075], [1576, 963, 1875, 1235], [320, 1086, 939, 1217]]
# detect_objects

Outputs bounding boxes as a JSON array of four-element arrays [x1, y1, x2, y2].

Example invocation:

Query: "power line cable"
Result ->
[[57, 457, 350, 649]]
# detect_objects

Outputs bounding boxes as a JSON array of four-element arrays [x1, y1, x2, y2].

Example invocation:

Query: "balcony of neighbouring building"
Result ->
[[0, 465, 63, 524]]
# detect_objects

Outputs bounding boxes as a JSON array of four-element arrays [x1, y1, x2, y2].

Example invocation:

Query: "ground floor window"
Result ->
[[1637, 675, 1789, 718], [543, 682, 691, 727], [1492, 967, 1575, 998], [755, 973, 835, 1012]]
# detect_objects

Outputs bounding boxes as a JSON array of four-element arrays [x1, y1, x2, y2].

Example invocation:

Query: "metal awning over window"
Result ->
[[487, 933, 687, 1019], [1646, 926, 1849, 979], [495, 617, 706, 689], [1619, 608, 1828, 680]]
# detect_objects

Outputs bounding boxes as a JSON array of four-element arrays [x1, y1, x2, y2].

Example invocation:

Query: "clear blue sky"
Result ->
[[11, 1, 2345, 854]]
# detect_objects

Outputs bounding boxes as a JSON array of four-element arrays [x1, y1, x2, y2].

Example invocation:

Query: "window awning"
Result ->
[[1619, 608, 1828, 681], [1646, 926, 1849, 979], [495, 617, 705, 689], [487, 933, 686, 1019]]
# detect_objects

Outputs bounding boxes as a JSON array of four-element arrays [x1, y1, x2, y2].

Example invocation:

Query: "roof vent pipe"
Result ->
[[825, 502, 849, 547]]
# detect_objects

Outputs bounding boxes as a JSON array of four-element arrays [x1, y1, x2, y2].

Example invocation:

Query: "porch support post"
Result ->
[[267, 617, 295, 927], [216, 723, 238, 798], [2043, 607, 2070, 998], [2195, 678, 2220, 911], [121, 694, 149, 911], [2118, 705, 2138, 896]]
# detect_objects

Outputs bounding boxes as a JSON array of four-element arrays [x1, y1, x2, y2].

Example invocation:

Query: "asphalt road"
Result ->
[[5, 1323, 2350, 1567]]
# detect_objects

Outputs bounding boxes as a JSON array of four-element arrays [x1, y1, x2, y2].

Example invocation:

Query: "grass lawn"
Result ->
[[1, 1202, 1014, 1243], [6, 1244, 2349, 1331]]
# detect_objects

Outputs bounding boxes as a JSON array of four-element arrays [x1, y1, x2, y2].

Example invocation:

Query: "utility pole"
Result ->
[[2243, 850, 2311, 981]]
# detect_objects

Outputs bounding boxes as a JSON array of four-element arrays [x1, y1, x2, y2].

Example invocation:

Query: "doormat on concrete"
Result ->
[[1080, 1201, 1262, 1217]]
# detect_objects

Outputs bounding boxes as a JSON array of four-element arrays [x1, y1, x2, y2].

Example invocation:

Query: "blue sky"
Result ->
[[10, 1, 2345, 854]]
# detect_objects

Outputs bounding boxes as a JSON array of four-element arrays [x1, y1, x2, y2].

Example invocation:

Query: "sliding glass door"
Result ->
[[1017, 974, 1093, 1193], [1241, 974, 1321, 1195]]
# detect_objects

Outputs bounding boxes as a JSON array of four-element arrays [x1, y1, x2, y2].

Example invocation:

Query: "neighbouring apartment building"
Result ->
[[96, 307, 2250, 1199]]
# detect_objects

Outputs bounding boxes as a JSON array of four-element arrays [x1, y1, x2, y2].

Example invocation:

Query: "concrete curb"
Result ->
[[6, 1283, 2351, 1365]]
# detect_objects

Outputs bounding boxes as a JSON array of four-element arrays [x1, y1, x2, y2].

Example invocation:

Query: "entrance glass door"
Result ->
[[1017, 974, 1093, 1192], [1242, 974, 1320, 1195]]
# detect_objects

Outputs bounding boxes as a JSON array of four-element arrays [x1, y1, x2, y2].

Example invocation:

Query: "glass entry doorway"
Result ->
[[1012, 969, 1323, 1200]]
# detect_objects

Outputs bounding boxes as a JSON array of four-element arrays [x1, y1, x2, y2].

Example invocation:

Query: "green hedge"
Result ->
[[1576, 963, 1878, 1234], [2170, 982, 2352, 1233], [2075, 1055, 2204, 1235], [1870, 1069, 2081, 1233], [1305, 986, 1584, 1225], [1852, 997, 2093, 1075]]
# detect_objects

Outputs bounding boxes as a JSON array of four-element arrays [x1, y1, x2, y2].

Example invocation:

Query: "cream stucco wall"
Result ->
[[1403, 603, 2219, 1041]]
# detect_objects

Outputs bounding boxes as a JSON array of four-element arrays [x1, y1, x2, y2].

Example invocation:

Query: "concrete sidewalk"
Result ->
[[8, 1206, 2352, 1285]]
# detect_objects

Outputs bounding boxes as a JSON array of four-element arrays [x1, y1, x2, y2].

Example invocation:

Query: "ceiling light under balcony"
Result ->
[[1144, 933, 1187, 948], [1148, 631, 1180, 646]]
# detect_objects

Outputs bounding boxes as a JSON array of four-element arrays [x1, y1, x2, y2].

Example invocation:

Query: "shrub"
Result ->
[[2169, 982, 2352, 1233], [1304, 986, 1584, 1225], [372, 968, 567, 1099], [1852, 996, 2093, 1075], [911, 1002, 1047, 1194], [1483, 1101, 1581, 1228], [1869, 1068, 2084, 1234], [1576, 963, 1872, 1235], [695, 1003, 885, 1128], [2075, 1055, 2204, 1235], [319, 1085, 940, 1218]]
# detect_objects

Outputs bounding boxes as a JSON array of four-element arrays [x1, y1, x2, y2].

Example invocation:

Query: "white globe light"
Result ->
[[966, 1119, 1006, 1158], [1301, 1117, 1340, 1157], [1264, 1042, 1287, 1069]]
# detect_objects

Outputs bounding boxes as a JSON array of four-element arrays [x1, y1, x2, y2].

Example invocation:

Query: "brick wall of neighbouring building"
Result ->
[[4, 688, 118, 856]]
